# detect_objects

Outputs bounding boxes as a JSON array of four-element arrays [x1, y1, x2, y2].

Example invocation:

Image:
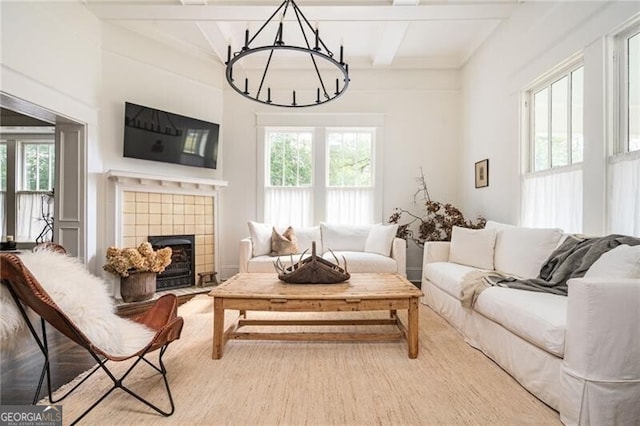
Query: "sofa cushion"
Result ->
[[320, 223, 371, 252], [485, 221, 563, 278], [294, 226, 322, 254], [449, 226, 496, 270], [423, 261, 479, 301], [323, 251, 397, 273], [248, 221, 273, 257], [474, 287, 567, 357], [247, 254, 311, 273], [584, 244, 640, 279], [364, 224, 398, 256]]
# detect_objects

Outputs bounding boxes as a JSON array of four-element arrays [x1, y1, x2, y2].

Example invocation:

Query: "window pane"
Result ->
[[267, 131, 312, 187], [551, 76, 569, 167], [629, 32, 640, 152], [534, 88, 549, 171], [571, 67, 584, 163], [327, 131, 373, 187], [37, 144, 50, 190], [0, 144, 6, 191], [24, 144, 38, 191]]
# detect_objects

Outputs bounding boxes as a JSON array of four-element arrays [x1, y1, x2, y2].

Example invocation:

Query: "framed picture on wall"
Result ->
[[475, 159, 489, 188]]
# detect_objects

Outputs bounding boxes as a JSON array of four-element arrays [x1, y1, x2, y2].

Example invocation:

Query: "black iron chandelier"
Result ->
[[225, 0, 350, 108]]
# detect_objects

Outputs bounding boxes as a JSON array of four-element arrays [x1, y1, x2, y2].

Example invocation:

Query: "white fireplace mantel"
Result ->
[[107, 170, 228, 193]]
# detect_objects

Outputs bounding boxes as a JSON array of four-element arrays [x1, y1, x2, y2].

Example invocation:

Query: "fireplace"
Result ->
[[148, 235, 195, 290]]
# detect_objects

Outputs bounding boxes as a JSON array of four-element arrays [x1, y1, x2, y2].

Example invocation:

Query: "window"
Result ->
[[0, 143, 6, 237], [22, 142, 55, 191], [609, 23, 640, 237], [262, 127, 377, 227], [521, 60, 584, 233], [264, 129, 314, 227], [619, 28, 640, 152], [531, 66, 584, 171], [326, 129, 374, 224], [0, 132, 55, 242]]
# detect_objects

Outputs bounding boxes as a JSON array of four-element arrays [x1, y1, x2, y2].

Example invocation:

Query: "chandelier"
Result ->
[[224, 0, 350, 108]]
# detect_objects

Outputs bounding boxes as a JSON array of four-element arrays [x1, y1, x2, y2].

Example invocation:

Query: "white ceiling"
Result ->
[[85, 0, 521, 70]]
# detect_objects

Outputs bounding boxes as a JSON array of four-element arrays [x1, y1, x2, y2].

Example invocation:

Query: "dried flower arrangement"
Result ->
[[103, 242, 172, 278], [388, 168, 486, 247]]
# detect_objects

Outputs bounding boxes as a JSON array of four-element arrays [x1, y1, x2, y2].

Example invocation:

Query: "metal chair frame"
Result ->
[[1, 253, 183, 425]]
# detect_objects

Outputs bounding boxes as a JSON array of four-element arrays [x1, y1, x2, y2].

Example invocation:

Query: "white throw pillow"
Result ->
[[449, 226, 497, 270], [293, 226, 322, 254], [320, 223, 371, 252], [248, 221, 273, 257], [364, 224, 398, 256], [490, 225, 563, 278], [584, 245, 640, 278]]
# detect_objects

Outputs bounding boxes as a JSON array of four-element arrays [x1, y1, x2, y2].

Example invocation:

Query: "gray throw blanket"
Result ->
[[460, 233, 640, 308], [496, 234, 640, 296]]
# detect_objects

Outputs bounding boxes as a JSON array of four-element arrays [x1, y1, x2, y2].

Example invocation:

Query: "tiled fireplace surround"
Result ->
[[107, 170, 227, 299]]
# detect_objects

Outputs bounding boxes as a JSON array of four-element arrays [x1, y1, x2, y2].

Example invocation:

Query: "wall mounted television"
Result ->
[[123, 102, 220, 169]]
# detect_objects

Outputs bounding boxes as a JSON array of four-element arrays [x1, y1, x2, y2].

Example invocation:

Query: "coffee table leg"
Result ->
[[213, 297, 224, 359], [408, 297, 419, 359]]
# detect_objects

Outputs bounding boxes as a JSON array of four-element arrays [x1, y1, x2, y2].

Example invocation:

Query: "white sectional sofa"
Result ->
[[421, 221, 640, 425], [239, 222, 406, 276]]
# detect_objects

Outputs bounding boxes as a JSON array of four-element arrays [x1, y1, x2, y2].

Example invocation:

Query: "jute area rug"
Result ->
[[49, 295, 560, 425]]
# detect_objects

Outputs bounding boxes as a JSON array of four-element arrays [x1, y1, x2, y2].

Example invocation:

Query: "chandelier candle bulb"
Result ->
[[316, 88, 320, 103], [244, 29, 249, 50], [267, 88, 272, 103], [277, 22, 284, 45], [340, 45, 344, 64], [293, 90, 297, 105], [336, 78, 339, 95], [226, 45, 231, 64], [244, 78, 249, 94], [315, 29, 319, 50]]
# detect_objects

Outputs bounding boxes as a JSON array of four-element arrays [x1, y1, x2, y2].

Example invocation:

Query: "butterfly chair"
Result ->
[[0, 253, 184, 425]]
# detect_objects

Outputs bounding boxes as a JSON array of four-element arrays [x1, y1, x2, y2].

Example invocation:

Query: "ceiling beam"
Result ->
[[372, 0, 419, 66], [372, 22, 409, 66], [86, 4, 515, 22]]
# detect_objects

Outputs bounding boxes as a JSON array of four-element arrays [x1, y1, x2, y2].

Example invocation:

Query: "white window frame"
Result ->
[[607, 19, 640, 237], [525, 59, 584, 173], [519, 55, 584, 233], [0, 130, 55, 241], [256, 114, 384, 226], [613, 21, 640, 154]]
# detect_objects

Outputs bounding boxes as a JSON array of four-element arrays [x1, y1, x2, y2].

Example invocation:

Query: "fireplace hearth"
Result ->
[[148, 235, 195, 290]]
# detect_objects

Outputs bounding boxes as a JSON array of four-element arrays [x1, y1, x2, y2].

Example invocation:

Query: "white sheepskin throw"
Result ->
[[1, 250, 155, 357]]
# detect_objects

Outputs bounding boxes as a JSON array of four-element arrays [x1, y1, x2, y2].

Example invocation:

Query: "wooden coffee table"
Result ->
[[208, 272, 423, 359]]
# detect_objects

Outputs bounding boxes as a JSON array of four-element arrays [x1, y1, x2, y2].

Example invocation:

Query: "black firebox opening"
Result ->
[[148, 234, 195, 291]]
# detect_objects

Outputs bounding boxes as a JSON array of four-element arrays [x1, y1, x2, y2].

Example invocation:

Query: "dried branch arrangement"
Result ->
[[388, 168, 486, 247]]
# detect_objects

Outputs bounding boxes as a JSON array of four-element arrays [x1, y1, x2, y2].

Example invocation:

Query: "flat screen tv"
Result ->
[[123, 102, 219, 169]]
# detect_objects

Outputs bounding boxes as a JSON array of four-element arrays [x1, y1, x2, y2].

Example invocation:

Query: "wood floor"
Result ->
[[0, 325, 96, 405], [1, 290, 205, 405]]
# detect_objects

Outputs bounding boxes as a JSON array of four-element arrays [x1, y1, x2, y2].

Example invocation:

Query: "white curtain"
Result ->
[[16, 192, 52, 242], [0, 191, 6, 239], [521, 165, 583, 233], [264, 187, 313, 227], [326, 188, 374, 225], [609, 151, 640, 236]]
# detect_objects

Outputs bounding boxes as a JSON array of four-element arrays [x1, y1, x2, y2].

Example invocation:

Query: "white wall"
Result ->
[[97, 23, 225, 278], [459, 1, 640, 233], [221, 68, 461, 281], [1, 2, 101, 267]]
